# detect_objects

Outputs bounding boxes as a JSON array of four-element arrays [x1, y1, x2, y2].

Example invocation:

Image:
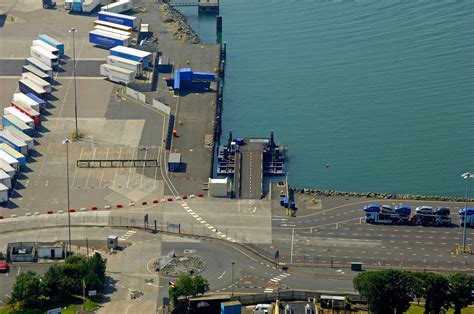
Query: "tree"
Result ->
[[448, 272, 474, 314], [85, 253, 107, 291], [414, 272, 449, 314], [353, 269, 414, 314], [8, 271, 44, 309], [169, 274, 210, 305]]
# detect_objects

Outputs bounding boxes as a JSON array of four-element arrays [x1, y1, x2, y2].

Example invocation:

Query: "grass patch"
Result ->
[[83, 299, 98, 311], [0, 299, 99, 314], [61, 304, 76, 314]]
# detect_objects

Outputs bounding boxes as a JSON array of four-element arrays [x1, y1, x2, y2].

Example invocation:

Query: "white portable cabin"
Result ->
[[0, 150, 19, 171], [5, 126, 34, 151], [94, 25, 131, 37], [94, 20, 132, 33], [4, 107, 35, 128], [100, 63, 135, 85], [30, 46, 59, 67], [32, 40, 59, 56], [0, 169, 12, 189], [13, 93, 41, 113], [21, 72, 52, 93], [0, 159, 15, 178], [25, 57, 53, 78], [0, 183, 8, 203], [106, 55, 142, 77]]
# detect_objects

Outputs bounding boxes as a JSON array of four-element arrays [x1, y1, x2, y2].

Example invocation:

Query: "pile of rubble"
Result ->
[[159, 4, 200, 44], [153, 254, 205, 277]]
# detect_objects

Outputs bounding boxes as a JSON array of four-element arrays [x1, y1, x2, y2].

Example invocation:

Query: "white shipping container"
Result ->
[[13, 93, 41, 113], [30, 46, 59, 67], [0, 151, 19, 171], [94, 25, 131, 37], [5, 127, 34, 151], [4, 107, 34, 128], [107, 55, 142, 77], [0, 159, 15, 178], [32, 40, 59, 56], [25, 57, 53, 78], [101, 0, 132, 14], [100, 63, 134, 85], [82, 0, 101, 12], [21, 72, 52, 93]]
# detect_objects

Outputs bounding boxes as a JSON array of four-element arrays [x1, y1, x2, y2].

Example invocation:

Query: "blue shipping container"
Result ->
[[26, 93, 46, 112], [221, 302, 242, 314], [2, 115, 34, 137], [89, 32, 126, 48], [98, 11, 136, 28], [37, 34, 65, 55]]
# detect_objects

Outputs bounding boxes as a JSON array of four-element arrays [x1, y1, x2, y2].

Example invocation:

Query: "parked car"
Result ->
[[415, 206, 433, 215], [0, 262, 9, 273], [434, 207, 451, 216]]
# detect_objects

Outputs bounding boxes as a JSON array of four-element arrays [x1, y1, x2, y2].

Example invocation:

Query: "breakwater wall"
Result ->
[[159, 3, 200, 44], [290, 187, 473, 203]]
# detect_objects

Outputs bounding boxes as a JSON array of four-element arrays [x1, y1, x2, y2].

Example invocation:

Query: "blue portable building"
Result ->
[[179, 68, 192, 81], [98, 11, 138, 28], [26, 93, 46, 112], [89, 30, 129, 48], [2, 115, 34, 137], [110, 46, 152, 68], [221, 301, 242, 314], [37, 34, 65, 56]]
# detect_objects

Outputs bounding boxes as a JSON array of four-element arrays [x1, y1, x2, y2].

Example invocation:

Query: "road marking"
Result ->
[[126, 148, 137, 188], [218, 271, 226, 279], [290, 228, 295, 264], [139, 147, 148, 188], [85, 146, 97, 188], [17, 267, 21, 276], [70, 147, 84, 188], [112, 147, 123, 188], [99, 147, 110, 188]]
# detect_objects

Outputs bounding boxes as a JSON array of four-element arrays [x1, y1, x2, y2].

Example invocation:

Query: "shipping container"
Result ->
[[0, 169, 12, 189], [21, 72, 52, 94], [11, 101, 41, 126], [94, 20, 132, 33], [107, 55, 142, 77], [25, 57, 53, 78], [110, 45, 152, 68], [37, 34, 65, 55], [32, 40, 59, 56], [13, 93, 41, 113], [22, 65, 51, 83], [1, 115, 34, 137], [82, 0, 101, 12], [0, 159, 15, 178], [0, 143, 27, 165], [4, 107, 35, 128], [25, 93, 46, 112], [0, 133, 28, 157], [30, 46, 59, 68], [93, 25, 131, 37], [99, 1, 133, 15], [89, 29, 130, 48], [19, 79, 48, 101], [0, 183, 8, 203], [4, 127, 34, 151], [100, 63, 134, 84]]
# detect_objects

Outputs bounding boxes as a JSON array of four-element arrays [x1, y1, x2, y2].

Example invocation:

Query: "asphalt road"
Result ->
[[0, 59, 103, 77], [268, 197, 474, 270]]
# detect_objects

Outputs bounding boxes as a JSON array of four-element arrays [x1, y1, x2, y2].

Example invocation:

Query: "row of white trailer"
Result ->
[[0, 35, 62, 204], [66, 0, 133, 13]]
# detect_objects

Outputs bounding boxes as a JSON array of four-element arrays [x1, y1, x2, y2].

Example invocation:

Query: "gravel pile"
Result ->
[[153, 254, 205, 277], [160, 4, 200, 44]]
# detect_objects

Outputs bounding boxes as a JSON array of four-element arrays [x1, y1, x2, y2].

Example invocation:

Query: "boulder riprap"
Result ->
[[160, 4, 200, 44]]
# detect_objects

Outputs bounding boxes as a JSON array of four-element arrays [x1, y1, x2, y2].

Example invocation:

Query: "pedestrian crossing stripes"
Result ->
[[118, 230, 136, 241]]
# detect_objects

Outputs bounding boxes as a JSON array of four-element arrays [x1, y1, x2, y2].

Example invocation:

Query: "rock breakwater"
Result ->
[[160, 3, 200, 44]]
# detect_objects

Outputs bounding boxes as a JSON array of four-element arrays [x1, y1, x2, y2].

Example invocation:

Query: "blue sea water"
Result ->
[[179, 0, 474, 197]]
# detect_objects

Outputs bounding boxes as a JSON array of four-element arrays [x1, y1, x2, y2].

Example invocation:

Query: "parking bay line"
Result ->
[[85, 146, 97, 188], [99, 147, 110, 188], [126, 148, 137, 188], [70, 147, 84, 188]]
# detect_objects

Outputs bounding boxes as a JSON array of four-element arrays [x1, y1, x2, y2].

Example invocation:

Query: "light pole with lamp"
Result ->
[[325, 164, 330, 191], [231, 262, 235, 297], [69, 28, 79, 140], [63, 139, 72, 254], [461, 172, 472, 253]]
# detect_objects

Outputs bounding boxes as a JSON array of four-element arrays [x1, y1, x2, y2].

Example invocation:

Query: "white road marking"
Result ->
[[218, 271, 226, 279]]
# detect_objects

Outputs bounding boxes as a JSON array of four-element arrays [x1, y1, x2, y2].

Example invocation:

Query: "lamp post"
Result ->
[[69, 28, 79, 140], [325, 164, 330, 191], [231, 262, 235, 297], [461, 172, 472, 253], [63, 139, 72, 254]]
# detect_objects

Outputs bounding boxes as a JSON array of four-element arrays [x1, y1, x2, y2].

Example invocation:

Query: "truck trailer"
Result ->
[[25, 93, 46, 112], [30, 46, 59, 68], [99, 1, 133, 15], [107, 55, 142, 77], [0, 159, 15, 179], [89, 29, 130, 48], [32, 40, 59, 56], [82, 0, 101, 13], [100, 64, 134, 84], [0, 150, 19, 172], [1, 114, 34, 137], [13, 93, 41, 113], [19, 79, 48, 101], [110, 45, 152, 68], [21, 72, 52, 93], [0, 143, 27, 166], [93, 25, 131, 37], [94, 20, 132, 33], [25, 57, 53, 78], [11, 101, 41, 126], [37, 34, 65, 56], [363, 204, 451, 226], [4, 127, 34, 151], [0, 133, 28, 156], [4, 107, 35, 128], [22, 65, 51, 83]]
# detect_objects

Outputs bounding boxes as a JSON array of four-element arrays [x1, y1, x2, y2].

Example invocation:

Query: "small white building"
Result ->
[[208, 178, 229, 198], [37, 242, 65, 259]]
